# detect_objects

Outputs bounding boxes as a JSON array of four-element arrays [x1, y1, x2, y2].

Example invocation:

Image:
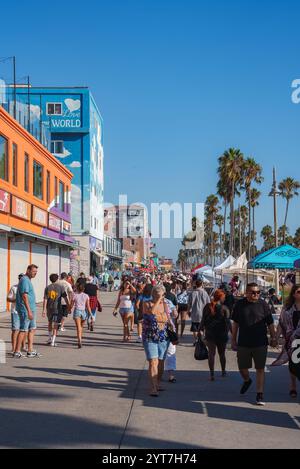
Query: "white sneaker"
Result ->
[[60, 327, 65, 332], [136, 337, 142, 343], [51, 342, 57, 347]]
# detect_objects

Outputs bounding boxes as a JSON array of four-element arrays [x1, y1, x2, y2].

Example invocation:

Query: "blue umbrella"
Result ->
[[248, 244, 300, 270]]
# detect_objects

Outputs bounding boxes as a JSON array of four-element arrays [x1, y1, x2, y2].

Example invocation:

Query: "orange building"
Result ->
[[0, 105, 74, 310]]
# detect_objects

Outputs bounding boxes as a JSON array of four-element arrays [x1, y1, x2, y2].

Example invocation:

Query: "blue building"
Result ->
[[14, 86, 105, 275]]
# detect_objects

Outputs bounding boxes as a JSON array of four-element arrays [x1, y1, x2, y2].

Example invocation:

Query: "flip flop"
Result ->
[[149, 392, 159, 397], [168, 377, 177, 383]]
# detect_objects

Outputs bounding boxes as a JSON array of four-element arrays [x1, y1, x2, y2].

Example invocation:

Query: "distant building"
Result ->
[[104, 205, 150, 267]]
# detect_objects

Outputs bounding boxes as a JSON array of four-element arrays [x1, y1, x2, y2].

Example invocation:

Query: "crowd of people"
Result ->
[[6, 265, 300, 406]]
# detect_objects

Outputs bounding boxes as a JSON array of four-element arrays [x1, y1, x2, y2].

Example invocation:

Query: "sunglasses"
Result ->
[[249, 290, 260, 295]]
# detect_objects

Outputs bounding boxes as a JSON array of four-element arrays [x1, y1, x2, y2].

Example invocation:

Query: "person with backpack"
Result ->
[[42, 274, 70, 347], [71, 281, 91, 348], [188, 279, 210, 345], [177, 282, 190, 338], [7, 273, 24, 354], [199, 289, 230, 381]]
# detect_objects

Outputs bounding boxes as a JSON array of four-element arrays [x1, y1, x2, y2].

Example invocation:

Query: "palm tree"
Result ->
[[218, 148, 244, 256], [278, 177, 300, 244], [240, 205, 248, 252], [217, 179, 231, 258], [215, 213, 224, 261], [248, 187, 261, 258], [278, 225, 289, 245], [205, 194, 220, 266], [294, 228, 300, 248], [261, 225, 274, 251], [243, 157, 263, 259]]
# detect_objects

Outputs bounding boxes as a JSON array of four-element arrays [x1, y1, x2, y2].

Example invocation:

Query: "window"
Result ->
[[131, 239, 135, 246], [12, 143, 18, 186], [66, 185, 69, 213], [46, 171, 50, 204], [54, 177, 58, 206], [47, 103, 62, 115], [24, 153, 29, 192], [59, 181, 64, 211], [0, 135, 8, 182], [33, 161, 43, 200], [51, 141, 64, 154]]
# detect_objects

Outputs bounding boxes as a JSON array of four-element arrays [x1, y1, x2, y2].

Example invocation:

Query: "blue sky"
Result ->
[[1, 0, 300, 260]]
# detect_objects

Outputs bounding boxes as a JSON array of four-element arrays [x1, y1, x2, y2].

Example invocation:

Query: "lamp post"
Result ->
[[268, 167, 280, 294]]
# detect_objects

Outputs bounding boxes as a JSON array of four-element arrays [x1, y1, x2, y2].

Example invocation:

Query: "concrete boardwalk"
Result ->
[[0, 291, 299, 449]]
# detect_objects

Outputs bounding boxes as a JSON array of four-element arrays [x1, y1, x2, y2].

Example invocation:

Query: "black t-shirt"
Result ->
[[293, 310, 300, 330], [165, 292, 178, 307], [84, 284, 98, 297], [232, 298, 274, 347]]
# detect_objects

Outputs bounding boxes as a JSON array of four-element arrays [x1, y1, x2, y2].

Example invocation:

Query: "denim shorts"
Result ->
[[73, 309, 88, 321], [11, 312, 20, 331], [119, 307, 134, 316], [143, 339, 170, 360], [19, 311, 37, 332]]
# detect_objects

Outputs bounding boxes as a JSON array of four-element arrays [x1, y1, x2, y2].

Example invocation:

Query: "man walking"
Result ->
[[7, 273, 24, 354], [188, 279, 210, 345], [231, 283, 277, 406], [42, 274, 70, 347], [57, 272, 73, 331], [14, 264, 39, 358]]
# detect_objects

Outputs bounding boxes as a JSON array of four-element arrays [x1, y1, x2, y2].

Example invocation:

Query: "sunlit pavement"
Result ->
[[0, 291, 299, 449]]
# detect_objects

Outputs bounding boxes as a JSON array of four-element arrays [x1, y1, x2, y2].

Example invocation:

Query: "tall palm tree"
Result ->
[[218, 148, 244, 256], [217, 179, 231, 257], [248, 187, 261, 258], [205, 194, 220, 266], [240, 205, 248, 252], [278, 177, 300, 244], [215, 213, 224, 261], [243, 157, 263, 259]]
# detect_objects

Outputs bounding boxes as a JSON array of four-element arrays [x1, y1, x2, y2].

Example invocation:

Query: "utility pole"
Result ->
[[269, 167, 280, 294], [239, 204, 242, 256], [13, 56, 16, 119]]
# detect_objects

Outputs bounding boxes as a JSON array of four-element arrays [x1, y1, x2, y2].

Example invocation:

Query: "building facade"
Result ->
[[14, 87, 104, 275], [0, 105, 74, 310]]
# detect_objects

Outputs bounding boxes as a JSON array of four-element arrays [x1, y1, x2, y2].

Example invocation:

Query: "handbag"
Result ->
[[167, 326, 179, 345], [194, 336, 208, 361]]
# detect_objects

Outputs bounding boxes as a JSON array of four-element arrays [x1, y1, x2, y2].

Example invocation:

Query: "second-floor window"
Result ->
[[0, 135, 8, 182], [12, 143, 18, 186], [33, 161, 43, 200], [46, 171, 51, 204], [24, 153, 29, 192], [47, 103, 62, 115], [51, 141, 64, 154], [59, 181, 64, 211]]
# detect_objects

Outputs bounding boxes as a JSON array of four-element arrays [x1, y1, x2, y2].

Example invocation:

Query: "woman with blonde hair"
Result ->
[[142, 285, 172, 396]]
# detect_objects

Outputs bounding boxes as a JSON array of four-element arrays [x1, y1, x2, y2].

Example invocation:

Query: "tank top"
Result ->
[[120, 294, 132, 309]]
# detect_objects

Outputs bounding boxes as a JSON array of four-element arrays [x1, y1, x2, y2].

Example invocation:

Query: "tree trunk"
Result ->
[[230, 182, 235, 256], [252, 206, 255, 258], [223, 203, 227, 257]]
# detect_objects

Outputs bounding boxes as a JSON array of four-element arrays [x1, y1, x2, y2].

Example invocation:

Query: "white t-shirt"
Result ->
[[7, 285, 18, 314], [57, 279, 73, 305]]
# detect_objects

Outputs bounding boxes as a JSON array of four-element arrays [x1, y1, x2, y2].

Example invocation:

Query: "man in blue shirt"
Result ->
[[14, 264, 39, 358]]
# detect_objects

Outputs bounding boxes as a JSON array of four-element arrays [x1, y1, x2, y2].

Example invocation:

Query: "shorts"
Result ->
[[237, 346, 268, 370], [119, 307, 134, 316], [143, 339, 170, 360], [19, 311, 37, 332], [47, 311, 63, 324], [11, 313, 20, 331], [178, 304, 188, 313], [190, 322, 200, 332], [61, 305, 69, 318], [73, 309, 88, 321], [165, 342, 177, 371]]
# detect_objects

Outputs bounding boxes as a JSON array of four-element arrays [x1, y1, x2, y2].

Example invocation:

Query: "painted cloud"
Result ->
[[69, 161, 81, 168]]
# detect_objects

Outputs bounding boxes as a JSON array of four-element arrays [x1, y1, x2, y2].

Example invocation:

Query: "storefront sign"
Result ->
[[62, 220, 71, 234], [32, 206, 48, 227], [0, 190, 10, 213], [48, 213, 61, 232], [11, 196, 30, 221]]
